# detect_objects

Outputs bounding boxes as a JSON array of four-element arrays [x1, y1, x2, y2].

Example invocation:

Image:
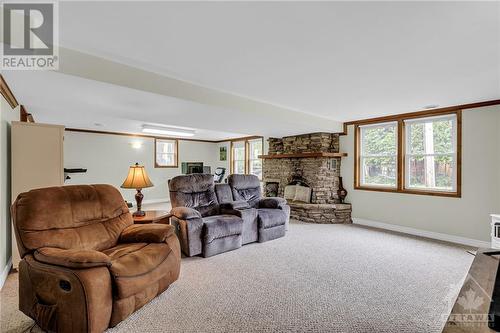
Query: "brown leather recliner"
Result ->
[[11, 184, 181, 333]]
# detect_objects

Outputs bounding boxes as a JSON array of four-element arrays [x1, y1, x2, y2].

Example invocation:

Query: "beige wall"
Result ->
[[64, 131, 224, 203], [340, 105, 500, 242], [0, 96, 17, 275]]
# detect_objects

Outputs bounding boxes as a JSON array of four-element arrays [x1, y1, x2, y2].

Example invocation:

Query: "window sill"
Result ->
[[154, 164, 178, 168], [354, 185, 461, 198]]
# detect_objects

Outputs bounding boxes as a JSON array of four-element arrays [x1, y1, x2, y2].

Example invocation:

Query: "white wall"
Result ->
[[340, 105, 500, 242], [0, 97, 17, 284], [64, 131, 221, 203]]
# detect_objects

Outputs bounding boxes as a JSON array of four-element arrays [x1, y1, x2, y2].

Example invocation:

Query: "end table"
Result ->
[[133, 210, 171, 224]]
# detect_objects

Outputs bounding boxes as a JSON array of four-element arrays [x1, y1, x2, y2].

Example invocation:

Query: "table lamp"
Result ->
[[121, 162, 154, 217]]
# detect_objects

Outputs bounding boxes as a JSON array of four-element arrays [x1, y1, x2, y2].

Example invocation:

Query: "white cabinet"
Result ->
[[11, 121, 64, 268]]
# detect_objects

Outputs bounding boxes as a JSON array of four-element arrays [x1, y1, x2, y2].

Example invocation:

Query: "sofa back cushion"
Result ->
[[214, 183, 233, 203], [12, 184, 132, 258], [228, 174, 262, 208], [169, 174, 219, 217]]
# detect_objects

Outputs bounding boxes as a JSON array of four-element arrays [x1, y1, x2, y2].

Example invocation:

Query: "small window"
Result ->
[[155, 138, 178, 168], [232, 141, 246, 174], [248, 138, 263, 179], [405, 114, 457, 192], [359, 122, 398, 188]]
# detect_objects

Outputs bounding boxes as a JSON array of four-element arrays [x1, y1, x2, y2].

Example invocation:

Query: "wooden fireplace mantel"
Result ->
[[259, 152, 347, 159]]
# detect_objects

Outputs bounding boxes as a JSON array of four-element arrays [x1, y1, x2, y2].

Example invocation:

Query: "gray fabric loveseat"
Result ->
[[169, 173, 290, 258]]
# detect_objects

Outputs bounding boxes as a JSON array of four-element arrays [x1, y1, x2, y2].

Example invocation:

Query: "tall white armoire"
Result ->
[[11, 121, 64, 268]]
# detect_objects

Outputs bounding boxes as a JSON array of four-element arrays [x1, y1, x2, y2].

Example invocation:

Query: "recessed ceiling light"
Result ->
[[142, 125, 196, 137], [423, 104, 440, 109]]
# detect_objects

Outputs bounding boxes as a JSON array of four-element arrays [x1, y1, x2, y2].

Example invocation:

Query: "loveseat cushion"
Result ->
[[258, 209, 287, 229], [103, 242, 172, 298], [202, 215, 243, 243]]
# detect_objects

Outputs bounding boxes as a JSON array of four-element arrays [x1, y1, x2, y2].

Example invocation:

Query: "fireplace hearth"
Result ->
[[261, 132, 352, 224]]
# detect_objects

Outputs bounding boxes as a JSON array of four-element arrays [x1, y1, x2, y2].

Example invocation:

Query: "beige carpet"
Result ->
[[1, 221, 473, 333]]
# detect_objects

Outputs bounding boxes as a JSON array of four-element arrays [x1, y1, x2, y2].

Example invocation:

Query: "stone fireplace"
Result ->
[[261, 132, 352, 224]]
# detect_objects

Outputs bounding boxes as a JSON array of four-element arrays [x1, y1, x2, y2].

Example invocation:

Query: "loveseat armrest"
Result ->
[[258, 197, 288, 209], [219, 200, 251, 210], [34, 247, 111, 268], [170, 206, 202, 220], [119, 224, 175, 243]]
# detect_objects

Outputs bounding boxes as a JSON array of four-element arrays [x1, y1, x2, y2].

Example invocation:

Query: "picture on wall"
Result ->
[[219, 146, 227, 161]]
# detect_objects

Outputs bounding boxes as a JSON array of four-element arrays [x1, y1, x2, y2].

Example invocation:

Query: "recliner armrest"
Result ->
[[119, 224, 175, 243], [34, 247, 111, 268], [170, 206, 202, 220], [219, 200, 251, 210], [258, 197, 288, 209]]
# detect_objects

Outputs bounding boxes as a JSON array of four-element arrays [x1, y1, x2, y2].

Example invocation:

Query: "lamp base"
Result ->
[[133, 210, 146, 217], [133, 189, 145, 217]]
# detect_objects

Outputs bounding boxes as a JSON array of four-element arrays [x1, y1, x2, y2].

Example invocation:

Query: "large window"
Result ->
[[354, 111, 461, 197], [155, 138, 178, 168], [359, 122, 397, 188], [230, 137, 264, 178], [248, 139, 263, 179]]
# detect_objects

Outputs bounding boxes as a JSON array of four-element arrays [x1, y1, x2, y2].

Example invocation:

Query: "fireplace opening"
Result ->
[[264, 181, 279, 197], [284, 176, 312, 203]]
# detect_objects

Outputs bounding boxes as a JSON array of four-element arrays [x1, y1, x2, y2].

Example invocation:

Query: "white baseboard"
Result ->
[[0, 257, 12, 290], [353, 218, 491, 248]]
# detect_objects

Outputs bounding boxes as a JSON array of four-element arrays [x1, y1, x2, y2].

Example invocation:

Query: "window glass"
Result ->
[[248, 139, 263, 179], [155, 139, 177, 167], [359, 122, 397, 187], [405, 115, 456, 191]]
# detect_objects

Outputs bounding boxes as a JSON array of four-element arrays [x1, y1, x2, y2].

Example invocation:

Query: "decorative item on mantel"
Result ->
[[337, 177, 348, 203], [121, 162, 154, 217]]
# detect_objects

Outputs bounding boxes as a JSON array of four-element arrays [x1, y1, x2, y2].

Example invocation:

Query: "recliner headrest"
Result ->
[[228, 174, 260, 190]]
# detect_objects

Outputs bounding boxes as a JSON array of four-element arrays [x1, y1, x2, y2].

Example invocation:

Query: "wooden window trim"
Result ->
[[230, 137, 264, 175], [154, 138, 179, 168], [354, 110, 461, 198]]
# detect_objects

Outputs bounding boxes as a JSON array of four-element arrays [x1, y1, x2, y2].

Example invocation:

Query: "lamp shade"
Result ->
[[121, 163, 154, 189]]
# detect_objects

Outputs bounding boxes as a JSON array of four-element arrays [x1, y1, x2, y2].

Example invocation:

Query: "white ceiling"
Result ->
[[3, 1, 499, 140], [2, 71, 250, 141], [57, 1, 500, 121]]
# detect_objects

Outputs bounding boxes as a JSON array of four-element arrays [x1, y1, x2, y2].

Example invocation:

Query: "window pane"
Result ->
[[156, 139, 177, 167], [361, 156, 397, 187], [361, 123, 396, 155], [408, 155, 454, 191], [405, 115, 456, 191], [249, 159, 262, 179], [234, 160, 245, 174], [234, 147, 245, 160], [407, 117, 454, 154], [249, 140, 262, 159], [433, 118, 453, 154], [157, 153, 174, 166]]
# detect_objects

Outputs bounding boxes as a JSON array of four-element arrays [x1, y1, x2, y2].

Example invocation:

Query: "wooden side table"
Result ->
[[133, 210, 171, 224]]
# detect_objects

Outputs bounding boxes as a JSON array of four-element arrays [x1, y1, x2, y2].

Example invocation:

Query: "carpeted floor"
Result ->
[[1, 221, 473, 333]]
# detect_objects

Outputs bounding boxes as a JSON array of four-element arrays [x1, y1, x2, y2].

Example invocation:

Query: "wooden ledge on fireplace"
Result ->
[[258, 152, 347, 159]]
